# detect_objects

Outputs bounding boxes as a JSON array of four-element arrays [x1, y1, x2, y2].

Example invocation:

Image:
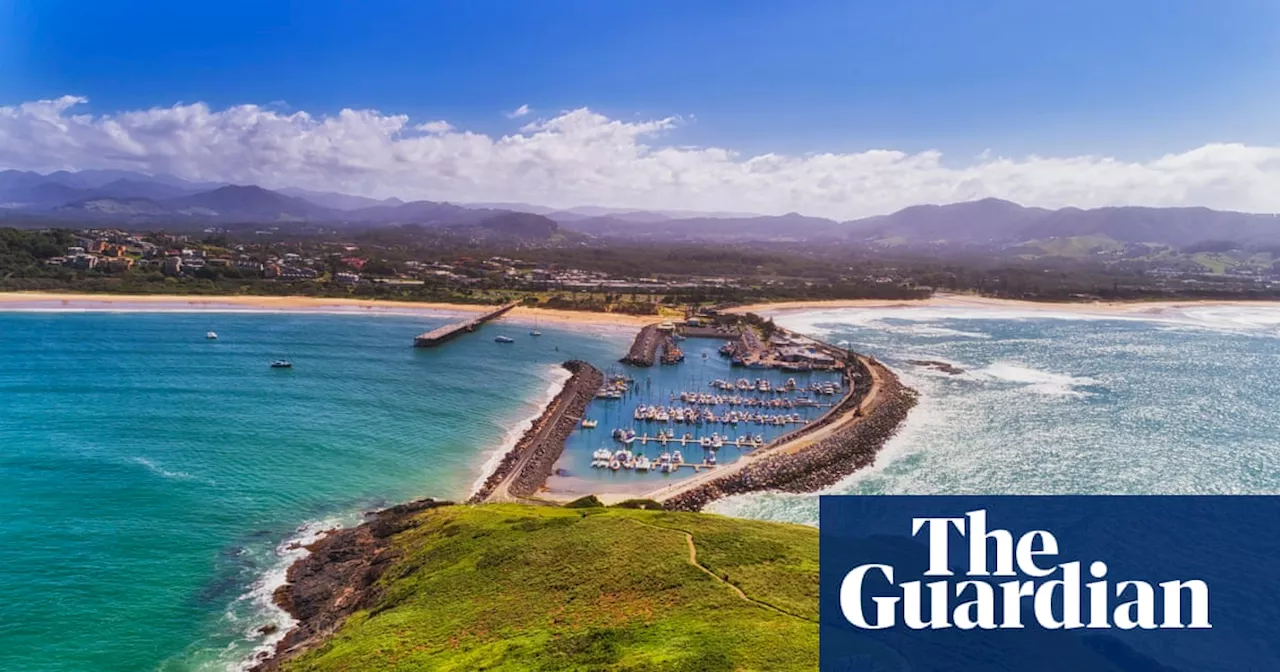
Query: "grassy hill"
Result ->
[[277, 504, 819, 671]]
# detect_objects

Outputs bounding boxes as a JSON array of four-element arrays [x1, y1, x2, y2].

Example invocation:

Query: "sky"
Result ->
[[2, 0, 1280, 219]]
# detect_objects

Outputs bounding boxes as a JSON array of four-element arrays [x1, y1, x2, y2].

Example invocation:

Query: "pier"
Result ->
[[413, 301, 519, 348]]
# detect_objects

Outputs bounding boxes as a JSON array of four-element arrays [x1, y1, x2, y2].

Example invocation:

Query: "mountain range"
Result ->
[[3, 169, 1279, 249]]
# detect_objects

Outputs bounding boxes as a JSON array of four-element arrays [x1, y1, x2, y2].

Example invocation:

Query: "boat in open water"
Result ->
[[494, 335, 515, 344], [270, 360, 292, 368]]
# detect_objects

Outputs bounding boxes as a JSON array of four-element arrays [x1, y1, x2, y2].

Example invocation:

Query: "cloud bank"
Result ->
[[3, 95, 1280, 219]]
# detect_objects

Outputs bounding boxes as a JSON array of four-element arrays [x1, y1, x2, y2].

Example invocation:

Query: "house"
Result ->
[[334, 272, 361, 285], [162, 257, 184, 276]]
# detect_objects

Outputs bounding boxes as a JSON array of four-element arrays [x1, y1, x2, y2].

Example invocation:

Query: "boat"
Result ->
[[673, 450, 683, 464], [494, 335, 515, 344], [270, 360, 292, 368], [707, 452, 717, 465], [530, 330, 542, 337], [635, 456, 651, 472], [581, 419, 598, 429], [206, 331, 218, 340], [609, 459, 621, 471]]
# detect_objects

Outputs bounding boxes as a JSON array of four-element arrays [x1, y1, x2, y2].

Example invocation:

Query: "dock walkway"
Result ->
[[413, 301, 519, 347]]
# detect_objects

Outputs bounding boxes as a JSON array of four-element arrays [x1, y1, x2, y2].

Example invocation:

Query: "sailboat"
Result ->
[[530, 316, 542, 337]]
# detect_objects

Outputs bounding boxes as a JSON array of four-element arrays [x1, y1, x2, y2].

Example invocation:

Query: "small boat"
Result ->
[[609, 460, 621, 471], [530, 331, 542, 337], [270, 360, 292, 368], [581, 419, 598, 429], [206, 331, 218, 340], [494, 336, 515, 344]]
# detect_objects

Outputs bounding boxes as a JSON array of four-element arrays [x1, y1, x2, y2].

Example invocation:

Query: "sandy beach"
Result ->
[[728, 293, 1280, 317], [0, 292, 654, 328]]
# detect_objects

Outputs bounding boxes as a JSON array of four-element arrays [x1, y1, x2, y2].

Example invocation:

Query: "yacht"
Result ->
[[494, 335, 515, 344], [672, 450, 684, 464], [581, 419, 598, 429], [206, 331, 218, 340], [270, 360, 292, 368]]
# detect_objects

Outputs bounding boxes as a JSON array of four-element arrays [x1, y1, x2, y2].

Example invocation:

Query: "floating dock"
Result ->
[[413, 301, 519, 348]]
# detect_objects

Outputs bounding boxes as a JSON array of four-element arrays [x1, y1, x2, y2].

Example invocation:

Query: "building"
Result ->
[[777, 346, 837, 367], [163, 257, 184, 276], [334, 272, 361, 285]]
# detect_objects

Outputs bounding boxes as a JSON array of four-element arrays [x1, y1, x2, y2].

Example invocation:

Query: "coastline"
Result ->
[[728, 293, 1280, 316], [0, 291, 653, 328]]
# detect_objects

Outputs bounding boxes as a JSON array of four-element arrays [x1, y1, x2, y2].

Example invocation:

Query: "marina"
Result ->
[[412, 301, 520, 347], [546, 333, 846, 495]]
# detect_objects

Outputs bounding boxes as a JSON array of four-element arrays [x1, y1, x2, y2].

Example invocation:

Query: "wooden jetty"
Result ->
[[413, 301, 519, 348]]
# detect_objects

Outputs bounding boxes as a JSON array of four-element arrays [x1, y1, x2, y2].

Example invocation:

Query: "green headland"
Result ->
[[268, 502, 818, 671]]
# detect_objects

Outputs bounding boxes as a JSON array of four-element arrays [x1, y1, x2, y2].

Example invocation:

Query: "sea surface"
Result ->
[[5, 302, 1280, 669], [712, 303, 1280, 525], [0, 308, 626, 672]]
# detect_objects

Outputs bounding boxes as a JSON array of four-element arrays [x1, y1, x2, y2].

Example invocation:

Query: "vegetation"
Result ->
[[280, 504, 819, 672]]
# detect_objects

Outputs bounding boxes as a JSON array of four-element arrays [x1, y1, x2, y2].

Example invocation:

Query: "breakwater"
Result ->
[[253, 498, 453, 671], [660, 357, 917, 512], [413, 301, 519, 347], [620, 324, 661, 366], [470, 360, 605, 502]]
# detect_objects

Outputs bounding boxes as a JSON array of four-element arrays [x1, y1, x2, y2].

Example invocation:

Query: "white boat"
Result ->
[[636, 456, 651, 472], [270, 360, 292, 368], [206, 331, 218, 340], [581, 419, 598, 429], [673, 450, 683, 464], [494, 335, 515, 344]]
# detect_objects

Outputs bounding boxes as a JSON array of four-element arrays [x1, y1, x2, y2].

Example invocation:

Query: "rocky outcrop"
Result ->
[[909, 359, 964, 375], [252, 498, 452, 671], [620, 325, 661, 366], [663, 361, 916, 512], [469, 360, 604, 502]]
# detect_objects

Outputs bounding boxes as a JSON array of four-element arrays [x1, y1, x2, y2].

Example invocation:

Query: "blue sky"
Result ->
[[5, 0, 1279, 159], [2, 1, 1280, 217]]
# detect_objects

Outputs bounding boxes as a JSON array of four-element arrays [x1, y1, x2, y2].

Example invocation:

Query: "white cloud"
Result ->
[[4, 95, 1280, 219], [506, 104, 531, 119], [414, 120, 454, 134]]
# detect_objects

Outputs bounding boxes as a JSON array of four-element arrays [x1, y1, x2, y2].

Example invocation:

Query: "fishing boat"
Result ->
[[581, 419, 598, 429], [494, 335, 515, 344], [206, 331, 218, 340], [270, 360, 292, 368]]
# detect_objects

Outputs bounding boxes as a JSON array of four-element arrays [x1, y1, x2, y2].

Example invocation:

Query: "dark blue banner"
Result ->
[[819, 496, 1280, 671]]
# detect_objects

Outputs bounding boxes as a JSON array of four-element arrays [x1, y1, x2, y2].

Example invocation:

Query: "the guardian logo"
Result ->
[[840, 510, 1211, 631]]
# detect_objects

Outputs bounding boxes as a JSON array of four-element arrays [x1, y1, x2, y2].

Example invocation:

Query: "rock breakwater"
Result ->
[[663, 359, 917, 512], [469, 360, 604, 502]]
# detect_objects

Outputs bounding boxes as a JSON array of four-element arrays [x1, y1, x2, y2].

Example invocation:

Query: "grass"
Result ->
[[279, 504, 819, 672]]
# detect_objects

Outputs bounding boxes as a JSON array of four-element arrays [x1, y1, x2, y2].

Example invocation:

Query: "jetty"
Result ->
[[413, 301, 519, 348], [620, 324, 662, 366], [471, 360, 605, 503]]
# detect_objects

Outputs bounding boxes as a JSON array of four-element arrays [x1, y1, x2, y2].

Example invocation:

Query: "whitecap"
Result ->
[[970, 362, 1099, 397], [469, 364, 573, 498]]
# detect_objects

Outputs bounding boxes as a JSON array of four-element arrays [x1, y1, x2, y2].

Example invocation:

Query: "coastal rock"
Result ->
[[252, 498, 453, 671], [908, 359, 965, 375], [468, 360, 604, 502], [664, 358, 917, 512]]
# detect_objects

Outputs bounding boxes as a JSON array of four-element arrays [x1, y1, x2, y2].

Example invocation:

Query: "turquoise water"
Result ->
[[8, 303, 1280, 669], [0, 309, 626, 671], [713, 303, 1280, 525]]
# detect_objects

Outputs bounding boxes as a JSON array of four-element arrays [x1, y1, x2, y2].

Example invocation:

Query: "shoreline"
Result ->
[[727, 293, 1280, 316], [0, 291, 654, 328]]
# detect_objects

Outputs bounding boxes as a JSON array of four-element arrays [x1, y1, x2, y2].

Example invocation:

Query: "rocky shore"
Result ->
[[251, 498, 453, 671], [663, 358, 917, 512], [469, 360, 604, 502], [620, 324, 661, 366]]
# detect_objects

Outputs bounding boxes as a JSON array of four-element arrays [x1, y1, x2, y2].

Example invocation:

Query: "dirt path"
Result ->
[[627, 519, 816, 623]]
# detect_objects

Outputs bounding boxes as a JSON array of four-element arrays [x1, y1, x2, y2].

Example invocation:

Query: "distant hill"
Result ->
[[279, 187, 404, 211], [442, 211, 568, 242], [843, 198, 1280, 247], [8, 169, 1280, 248]]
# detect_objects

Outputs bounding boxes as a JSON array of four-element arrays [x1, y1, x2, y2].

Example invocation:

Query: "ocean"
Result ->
[[4, 302, 1280, 670], [712, 302, 1280, 525], [0, 308, 626, 672]]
